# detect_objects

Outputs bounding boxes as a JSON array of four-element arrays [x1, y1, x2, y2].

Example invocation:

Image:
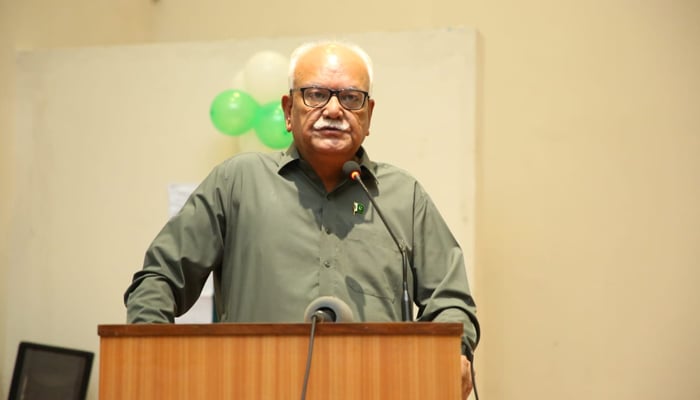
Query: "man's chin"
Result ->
[[311, 138, 353, 153]]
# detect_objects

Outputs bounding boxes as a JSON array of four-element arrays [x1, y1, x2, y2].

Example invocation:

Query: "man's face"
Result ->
[[282, 46, 375, 163]]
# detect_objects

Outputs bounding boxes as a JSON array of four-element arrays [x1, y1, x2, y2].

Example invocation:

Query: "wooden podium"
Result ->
[[97, 323, 462, 399]]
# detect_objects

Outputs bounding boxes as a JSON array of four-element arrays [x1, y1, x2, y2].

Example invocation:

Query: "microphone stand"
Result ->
[[352, 175, 412, 322]]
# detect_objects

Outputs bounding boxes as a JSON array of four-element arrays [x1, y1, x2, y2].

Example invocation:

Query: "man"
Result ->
[[125, 41, 479, 398]]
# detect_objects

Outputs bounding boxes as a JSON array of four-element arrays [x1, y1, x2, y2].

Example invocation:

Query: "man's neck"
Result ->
[[308, 158, 345, 193], [294, 144, 363, 192]]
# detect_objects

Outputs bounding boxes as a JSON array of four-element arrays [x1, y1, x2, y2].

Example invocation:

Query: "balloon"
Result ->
[[254, 102, 293, 149], [243, 51, 289, 104], [209, 90, 259, 136]]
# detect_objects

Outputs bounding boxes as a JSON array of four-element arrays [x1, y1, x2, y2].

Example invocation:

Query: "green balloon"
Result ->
[[254, 102, 293, 149], [210, 89, 259, 136]]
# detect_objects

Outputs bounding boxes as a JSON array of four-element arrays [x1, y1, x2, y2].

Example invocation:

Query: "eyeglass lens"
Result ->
[[301, 87, 367, 110]]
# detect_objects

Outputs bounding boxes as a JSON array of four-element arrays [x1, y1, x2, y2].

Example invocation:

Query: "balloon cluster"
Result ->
[[209, 51, 293, 150]]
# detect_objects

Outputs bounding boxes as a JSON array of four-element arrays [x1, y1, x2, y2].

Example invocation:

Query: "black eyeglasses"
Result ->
[[291, 87, 370, 111]]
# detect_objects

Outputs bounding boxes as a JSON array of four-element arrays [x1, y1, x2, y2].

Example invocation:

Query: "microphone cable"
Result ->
[[471, 360, 479, 400], [466, 349, 480, 400], [299, 313, 320, 400]]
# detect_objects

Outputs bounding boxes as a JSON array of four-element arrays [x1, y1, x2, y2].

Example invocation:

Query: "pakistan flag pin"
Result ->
[[353, 201, 366, 215]]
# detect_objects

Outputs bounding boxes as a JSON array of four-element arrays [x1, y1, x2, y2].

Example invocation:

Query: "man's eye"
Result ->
[[340, 93, 361, 103], [307, 90, 328, 101]]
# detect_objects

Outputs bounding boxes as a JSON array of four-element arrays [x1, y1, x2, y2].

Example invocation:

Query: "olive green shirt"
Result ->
[[124, 146, 479, 352]]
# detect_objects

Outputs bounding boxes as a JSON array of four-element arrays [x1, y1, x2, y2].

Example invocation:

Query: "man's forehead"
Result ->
[[299, 45, 347, 67], [295, 47, 369, 87]]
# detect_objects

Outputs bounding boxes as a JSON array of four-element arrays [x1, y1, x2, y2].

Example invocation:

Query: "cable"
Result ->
[[299, 314, 319, 400], [471, 359, 479, 400]]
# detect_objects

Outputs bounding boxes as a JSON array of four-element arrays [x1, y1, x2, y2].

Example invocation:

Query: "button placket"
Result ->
[[318, 197, 337, 294]]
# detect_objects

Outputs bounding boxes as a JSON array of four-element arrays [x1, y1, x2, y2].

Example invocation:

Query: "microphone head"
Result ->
[[312, 308, 336, 323], [342, 161, 362, 181], [303, 296, 355, 323]]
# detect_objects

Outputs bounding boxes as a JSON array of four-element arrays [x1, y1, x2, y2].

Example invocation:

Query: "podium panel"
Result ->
[[98, 323, 462, 400]]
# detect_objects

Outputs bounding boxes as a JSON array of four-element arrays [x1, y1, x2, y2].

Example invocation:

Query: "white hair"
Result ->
[[288, 40, 374, 95]]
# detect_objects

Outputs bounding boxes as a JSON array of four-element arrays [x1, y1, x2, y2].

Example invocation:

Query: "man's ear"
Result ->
[[281, 94, 293, 132], [366, 98, 376, 136]]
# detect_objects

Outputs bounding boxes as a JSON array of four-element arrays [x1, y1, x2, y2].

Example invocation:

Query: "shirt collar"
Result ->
[[277, 144, 378, 184]]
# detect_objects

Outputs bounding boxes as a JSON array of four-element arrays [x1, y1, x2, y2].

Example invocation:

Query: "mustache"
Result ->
[[313, 117, 350, 131]]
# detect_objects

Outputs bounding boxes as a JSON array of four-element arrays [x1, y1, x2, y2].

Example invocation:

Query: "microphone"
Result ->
[[342, 161, 413, 322], [300, 296, 354, 400], [303, 296, 355, 323]]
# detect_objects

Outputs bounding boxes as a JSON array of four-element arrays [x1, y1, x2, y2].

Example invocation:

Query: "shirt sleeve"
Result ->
[[123, 165, 229, 323], [411, 182, 480, 354]]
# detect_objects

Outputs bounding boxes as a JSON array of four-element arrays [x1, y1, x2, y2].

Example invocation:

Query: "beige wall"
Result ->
[[1, 1, 699, 399], [0, 1, 155, 397]]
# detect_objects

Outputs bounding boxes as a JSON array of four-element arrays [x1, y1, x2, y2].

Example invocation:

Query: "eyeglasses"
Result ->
[[292, 87, 370, 111]]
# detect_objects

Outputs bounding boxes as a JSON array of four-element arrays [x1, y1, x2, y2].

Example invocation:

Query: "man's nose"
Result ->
[[322, 94, 344, 117]]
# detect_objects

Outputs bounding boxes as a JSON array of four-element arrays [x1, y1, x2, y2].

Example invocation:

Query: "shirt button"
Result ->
[[323, 260, 331, 268]]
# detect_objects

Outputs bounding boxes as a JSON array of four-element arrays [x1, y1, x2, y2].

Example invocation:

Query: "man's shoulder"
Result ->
[[371, 161, 419, 183], [198, 151, 287, 185], [369, 161, 435, 200], [217, 151, 285, 171]]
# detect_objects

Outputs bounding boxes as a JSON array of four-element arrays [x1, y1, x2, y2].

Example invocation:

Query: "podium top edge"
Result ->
[[98, 322, 463, 338]]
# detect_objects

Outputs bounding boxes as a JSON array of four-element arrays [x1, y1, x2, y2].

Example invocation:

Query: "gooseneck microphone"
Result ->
[[342, 161, 413, 322], [300, 296, 354, 400]]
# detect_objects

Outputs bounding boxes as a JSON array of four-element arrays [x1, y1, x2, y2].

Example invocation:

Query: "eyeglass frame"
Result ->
[[289, 86, 370, 111]]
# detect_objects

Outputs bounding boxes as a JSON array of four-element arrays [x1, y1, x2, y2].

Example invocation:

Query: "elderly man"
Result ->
[[125, 40, 480, 398]]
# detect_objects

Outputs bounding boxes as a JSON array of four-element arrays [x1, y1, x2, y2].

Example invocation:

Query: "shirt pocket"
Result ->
[[341, 225, 403, 302]]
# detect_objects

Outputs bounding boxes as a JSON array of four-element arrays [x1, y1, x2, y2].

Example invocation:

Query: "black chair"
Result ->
[[7, 341, 94, 400]]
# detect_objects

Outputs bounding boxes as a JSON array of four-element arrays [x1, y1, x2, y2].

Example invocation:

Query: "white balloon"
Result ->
[[243, 51, 289, 104]]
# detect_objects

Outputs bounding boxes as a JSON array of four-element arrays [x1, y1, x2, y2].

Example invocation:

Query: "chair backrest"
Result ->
[[7, 341, 94, 400]]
